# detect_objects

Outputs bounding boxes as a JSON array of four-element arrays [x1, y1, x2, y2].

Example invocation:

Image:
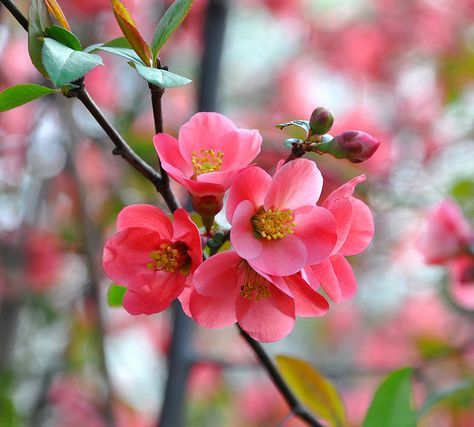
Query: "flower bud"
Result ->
[[323, 130, 380, 163], [309, 107, 334, 135]]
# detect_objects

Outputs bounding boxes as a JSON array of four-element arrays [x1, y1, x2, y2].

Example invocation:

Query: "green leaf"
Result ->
[[107, 284, 127, 307], [89, 45, 144, 64], [42, 38, 103, 86], [0, 84, 58, 112], [275, 355, 347, 427], [28, 0, 52, 77], [151, 0, 194, 59], [45, 25, 82, 51], [275, 120, 310, 140], [419, 381, 474, 417], [135, 63, 191, 88], [362, 368, 416, 427]]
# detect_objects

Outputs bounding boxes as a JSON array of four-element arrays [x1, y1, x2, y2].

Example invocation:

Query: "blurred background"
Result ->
[[1, 0, 474, 426]]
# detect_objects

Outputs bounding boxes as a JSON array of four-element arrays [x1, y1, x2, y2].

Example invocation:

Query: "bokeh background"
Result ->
[[1, 0, 474, 426]]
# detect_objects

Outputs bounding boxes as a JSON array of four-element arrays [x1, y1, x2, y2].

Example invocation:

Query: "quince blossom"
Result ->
[[103, 205, 202, 315], [187, 251, 328, 342], [154, 112, 262, 218], [226, 158, 337, 276]]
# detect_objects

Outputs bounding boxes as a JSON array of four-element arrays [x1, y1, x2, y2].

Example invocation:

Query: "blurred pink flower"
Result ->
[[103, 205, 202, 315], [450, 255, 474, 310], [305, 175, 374, 302], [226, 158, 337, 276], [417, 200, 473, 265], [188, 251, 328, 342], [154, 112, 262, 217]]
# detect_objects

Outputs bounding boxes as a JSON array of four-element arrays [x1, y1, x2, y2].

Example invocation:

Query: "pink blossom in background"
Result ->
[[450, 255, 474, 310], [103, 205, 202, 315], [304, 175, 374, 303], [417, 200, 473, 265], [188, 250, 328, 342], [226, 158, 337, 276], [154, 112, 262, 217]]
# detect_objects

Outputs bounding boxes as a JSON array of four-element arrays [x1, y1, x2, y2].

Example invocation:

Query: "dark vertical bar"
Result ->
[[157, 1, 228, 427]]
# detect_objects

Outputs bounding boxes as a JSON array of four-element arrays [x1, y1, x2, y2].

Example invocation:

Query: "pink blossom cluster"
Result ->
[[103, 112, 375, 342], [418, 200, 474, 308]]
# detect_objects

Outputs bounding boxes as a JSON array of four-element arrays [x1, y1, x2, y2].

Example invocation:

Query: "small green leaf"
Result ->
[[152, 0, 194, 59], [275, 355, 347, 427], [362, 368, 416, 427], [419, 381, 474, 417], [275, 120, 310, 140], [89, 45, 144, 64], [107, 284, 127, 307], [45, 25, 82, 51], [135, 63, 191, 88], [28, 0, 52, 77], [0, 84, 58, 112], [42, 38, 103, 86]]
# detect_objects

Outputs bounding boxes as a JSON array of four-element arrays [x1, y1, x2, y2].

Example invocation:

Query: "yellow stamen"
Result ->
[[239, 262, 272, 301], [147, 243, 190, 274], [251, 207, 296, 240], [191, 148, 224, 176]]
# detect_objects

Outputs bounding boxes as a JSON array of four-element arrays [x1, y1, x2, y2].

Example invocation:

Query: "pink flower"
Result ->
[[226, 158, 337, 276], [304, 175, 375, 303], [417, 200, 473, 265], [187, 251, 328, 342], [153, 112, 262, 218], [319, 131, 381, 163], [449, 255, 474, 309], [103, 205, 202, 315]]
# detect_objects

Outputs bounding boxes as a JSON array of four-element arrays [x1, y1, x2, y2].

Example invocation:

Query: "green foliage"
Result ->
[[275, 355, 347, 427], [135, 63, 191, 89], [419, 381, 474, 417], [0, 84, 58, 112], [45, 25, 82, 51], [42, 38, 103, 86], [151, 0, 194, 60], [28, 0, 52, 77], [107, 283, 127, 307], [275, 120, 310, 140], [450, 178, 474, 219], [362, 368, 416, 427]]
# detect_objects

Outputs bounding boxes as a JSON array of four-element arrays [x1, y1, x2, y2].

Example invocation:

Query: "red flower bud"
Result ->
[[329, 130, 380, 163], [309, 106, 334, 135]]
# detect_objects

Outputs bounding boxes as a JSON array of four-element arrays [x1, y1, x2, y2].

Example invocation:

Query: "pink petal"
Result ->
[[189, 289, 237, 328], [340, 199, 374, 256], [285, 275, 329, 317], [192, 251, 241, 298], [307, 258, 342, 303], [117, 204, 173, 239], [248, 235, 307, 276], [264, 158, 322, 210], [171, 208, 203, 270], [178, 112, 236, 162], [322, 198, 353, 255], [236, 285, 295, 342], [178, 286, 192, 317], [226, 167, 272, 223], [294, 206, 337, 265], [103, 228, 164, 289], [153, 133, 193, 177], [172, 173, 226, 199], [230, 200, 263, 261], [330, 255, 357, 300], [324, 174, 366, 204], [197, 167, 248, 189], [217, 129, 262, 170]]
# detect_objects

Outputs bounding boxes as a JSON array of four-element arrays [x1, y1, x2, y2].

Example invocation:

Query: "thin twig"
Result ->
[[1, 0, 28, 30], [238, 326, 324, 427]]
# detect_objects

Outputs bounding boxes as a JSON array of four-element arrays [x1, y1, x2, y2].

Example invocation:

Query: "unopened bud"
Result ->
[[309, 107, 334, 135], [322, 130, 380, 163]]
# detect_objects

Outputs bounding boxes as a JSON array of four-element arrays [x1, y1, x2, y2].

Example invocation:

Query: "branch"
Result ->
[[238, 326, 324, 427], [1, 0, 28, 30]]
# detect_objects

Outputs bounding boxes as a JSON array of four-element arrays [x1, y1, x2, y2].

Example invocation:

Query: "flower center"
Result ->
[[239, 262, 272, 301], [251, 207, 296, 240], [191, 148, 224, 176], [147, 243, 191, 274]]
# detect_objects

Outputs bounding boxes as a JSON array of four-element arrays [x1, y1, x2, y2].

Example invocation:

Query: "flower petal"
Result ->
[[285, 275, 329, 317], [339, 199, 374, 256], [322, 198, 353, 255], [189, 289, 237, 328], [230, 200, 263, 260], [264, 158, 322, 210], [330, 254, 357, 300], [217, 129, 262, 170], [236, 285, 295, 342], [171, 208, 203, 271], [307, 258, 342, 303], [153, 133, 193, 177], [226, 167, 272, 223], [248, 235, 307, 276], [117, 204, 173, 239], [324, 174, 366, 203], [192, 251, 241, 298]]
